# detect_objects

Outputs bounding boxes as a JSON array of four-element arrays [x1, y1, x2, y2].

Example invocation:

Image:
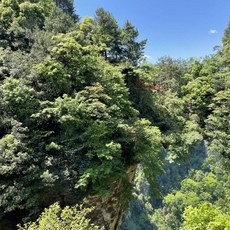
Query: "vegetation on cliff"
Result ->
[[0, 0, 229, 229]]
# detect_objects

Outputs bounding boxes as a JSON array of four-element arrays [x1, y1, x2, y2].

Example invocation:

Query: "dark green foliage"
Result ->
[[83, 8, 147, 65], [154, 57, 188, 93], [121, 21, 147, 66], [0, 120, 42, 221], [122, 22, 230, 230], [182, 76, 215, 120], [205, 89, 230, 159], [53, 0, 78, 21], [155, 153, 230, 229], [94, 8, 122, 62], [0, 3, 164, 228], [122, 141, 207, 230], [0, 1, 229, 229]]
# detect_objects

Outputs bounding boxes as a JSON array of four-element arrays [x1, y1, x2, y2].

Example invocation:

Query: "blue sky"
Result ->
[[74, 0, 230, 62]]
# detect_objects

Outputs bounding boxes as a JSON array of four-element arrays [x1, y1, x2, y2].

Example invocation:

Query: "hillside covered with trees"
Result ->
[[0, 0, 229, 229]]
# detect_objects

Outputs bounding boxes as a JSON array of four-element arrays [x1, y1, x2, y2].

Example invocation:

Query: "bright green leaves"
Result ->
[[1, 77, 39, 120], [17, 2, 46, 30], [0, 0, 55, 51], [181, 202, 230, 230], [51, 33, 82, 59], [40, 169, 59, 188], [53, 84, 111, 130], [30, 66, 135, 196], [179, 49, 229, 161], [190, 60, 203, 78], [37, 82, 129, 194], [80, 16, 97, 42], [0, 134, 28, 176], [1, 1, 229, 228], [34, 34, 99, 99], [153, 153, 230, 229], [164, 118, 203, 160], [134, 119, 162, 161], [133, 119, 163, 194], [156, 91, 185, 131], [182, 76, 215, 120], [0, 4, 15, 28], [1, 0, 19, 9], [0, 0, 18, 48], [18, 202, 103, 230], [31, 55, 163, 195], [181, 120, 203, 147], [149, 151, 230, 230], [35, 59, 73, 99], [76, 145, 124, 195]]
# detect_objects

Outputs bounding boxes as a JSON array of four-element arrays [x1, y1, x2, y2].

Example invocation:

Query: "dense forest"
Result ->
[[0, 0, 229, 229]]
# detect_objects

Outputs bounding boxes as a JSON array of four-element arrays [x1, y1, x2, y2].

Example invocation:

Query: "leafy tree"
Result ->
[[154, 57, 188, 93], [80, 16, 97, 45], [0, 0, 54, 51], [18, 202, 103, 230], [1, 77, 39, 120], [182, 76, 215, 121], [0, 120, 42, 221], [0, 12, 164, 227], [205, 89, 230, 159], [0, 0, 229, 229], [190, 60, 203, 78], [149, 153, 230, 229], [181, 202, 230, 230]]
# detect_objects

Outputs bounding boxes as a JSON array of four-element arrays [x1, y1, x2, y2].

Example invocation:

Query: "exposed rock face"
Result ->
[[86, 165, 137, 230]]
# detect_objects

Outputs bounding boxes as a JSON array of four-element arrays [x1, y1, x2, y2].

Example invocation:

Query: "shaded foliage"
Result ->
[[0, 1, 229, 229]]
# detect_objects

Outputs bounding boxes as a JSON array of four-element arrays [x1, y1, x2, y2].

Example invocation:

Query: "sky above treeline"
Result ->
[[74, 0, 230, 62]]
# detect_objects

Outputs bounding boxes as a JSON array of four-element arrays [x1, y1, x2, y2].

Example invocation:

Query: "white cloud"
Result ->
[[209, 29, 218, 34]]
